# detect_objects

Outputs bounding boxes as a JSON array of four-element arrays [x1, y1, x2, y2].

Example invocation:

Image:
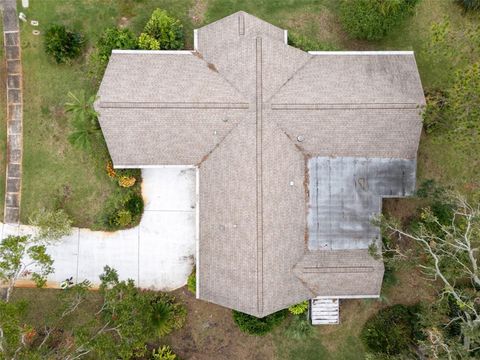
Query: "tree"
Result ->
[[378, 193, 480, 357], [65, 91, 100, 150], [44, 24, 84, 64], [0, 265, 187, 359], [0, 235, 54, 302], [142, 9, 184, 50], [28, 208, 73, 243]]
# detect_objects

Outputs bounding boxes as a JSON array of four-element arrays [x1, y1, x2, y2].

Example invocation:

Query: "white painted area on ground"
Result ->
[[0, 168, 196, 291]]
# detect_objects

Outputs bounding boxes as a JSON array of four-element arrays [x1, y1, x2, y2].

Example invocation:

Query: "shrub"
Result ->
[[361, 304, 423, 356], [288, 32, 338, 51], [142, 9, 184, 49], [125, 193, 144, 219], [187, 269, 196, 294], [118, 175, 136, 188], [456, 0, 480, 10], [138, 33, 160, 50], [150, 294, 187, 337], [233, 309, 288, 336], [44, 24, 83, 63], [422, 89, 447, 134], [340, 0, 418, 40], [152, 345, 177, 360], [114, 210, 132, 227], [288, 301, 309, 315], [97, 27, 137, 62]]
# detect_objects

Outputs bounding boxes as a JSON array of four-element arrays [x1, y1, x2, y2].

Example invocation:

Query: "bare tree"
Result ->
[[379, 193, 480, 357]]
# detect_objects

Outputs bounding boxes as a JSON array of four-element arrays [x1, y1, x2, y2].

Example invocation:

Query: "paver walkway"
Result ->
[[0, 168, 197, 290], [2, 0, 23, 224]]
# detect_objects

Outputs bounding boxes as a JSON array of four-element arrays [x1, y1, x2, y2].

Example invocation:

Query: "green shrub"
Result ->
[[97, 27, 137, 62], [150, 294, 187, 337], [232, 309, 288, 336], [340, 0, 418, 40], [114, 210, 132, 227], [187, 269, 196, 294], [422, 89, 447, 134], [125, 193, 144, 219], [288, 32, 338, 51], [152, 345, 177, 360], [44, 24, 84, 63], [361, 304, 423, 356], [456, 0, 480, 10], [138, 33, 160, 50], [142, 9, 184, 49], [288, 301, 309, 315]]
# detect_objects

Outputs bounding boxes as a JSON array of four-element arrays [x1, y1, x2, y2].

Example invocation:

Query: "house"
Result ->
[[95, 11, 425, 319]]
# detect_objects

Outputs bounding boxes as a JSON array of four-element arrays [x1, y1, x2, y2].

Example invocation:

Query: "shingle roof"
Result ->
[[95, 11, 425, 317]]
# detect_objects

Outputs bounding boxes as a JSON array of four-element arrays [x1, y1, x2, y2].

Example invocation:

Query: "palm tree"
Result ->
[[65, 91, 100, 150]]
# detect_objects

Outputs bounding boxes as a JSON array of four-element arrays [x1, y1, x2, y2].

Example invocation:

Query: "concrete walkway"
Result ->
[[0, 168, 197, 290], [2, 0, 23, 224]]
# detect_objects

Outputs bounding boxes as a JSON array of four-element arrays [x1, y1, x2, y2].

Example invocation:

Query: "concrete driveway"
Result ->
[[0, 167, 197, 290]]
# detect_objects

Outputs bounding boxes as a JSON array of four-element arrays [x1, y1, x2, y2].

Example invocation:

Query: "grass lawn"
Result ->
[[16, 0, 195, 227]]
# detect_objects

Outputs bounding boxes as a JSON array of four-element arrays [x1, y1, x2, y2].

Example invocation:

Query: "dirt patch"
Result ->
[[117, 16, 131, 28], [166, 288, 275, 360], [189, 0, 208, 25], [383, 197, 422, 225]]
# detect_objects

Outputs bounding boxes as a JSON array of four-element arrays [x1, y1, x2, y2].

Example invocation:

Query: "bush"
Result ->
[[187, 269, 196, 294], [125, 193, 144, 219], [288, 301, 308, 315], [361, 304, 423, 356], [152, 345, 177, 360], [288, 32, 338, 51], [114, 210, 132, 227], [340, 0, 418, 40], [143, 9, 184, 49], [150, 294, 187, 337], [422, 89, 447, 134], [232, 309, 288, 336], [456, 0, 480, 10], [44, 24, 83, 63], [138, 33, 160, 50], [97, 27, 137, 62]]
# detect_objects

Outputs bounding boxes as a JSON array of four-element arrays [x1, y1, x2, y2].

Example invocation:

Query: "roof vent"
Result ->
[[289, 181, 294, 186], [297, 135, 305, 142]]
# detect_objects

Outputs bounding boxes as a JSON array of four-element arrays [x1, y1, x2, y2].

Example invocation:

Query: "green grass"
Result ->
[[0, 17, 5, 220], [17, 0, 194, 227]]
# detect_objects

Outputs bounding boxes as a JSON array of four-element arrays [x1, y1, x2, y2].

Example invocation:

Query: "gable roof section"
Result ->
[[95, 11, 426, 317], [95, 51, 249, 166]]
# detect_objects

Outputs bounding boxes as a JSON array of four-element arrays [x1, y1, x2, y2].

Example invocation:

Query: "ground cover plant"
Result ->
[[233, 309, 288, 336], [361, 304, 424, 356], [339, 0, 419, 40]]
